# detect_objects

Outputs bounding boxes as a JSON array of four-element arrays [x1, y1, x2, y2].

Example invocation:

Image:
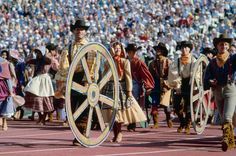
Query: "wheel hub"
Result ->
[[87, 83, 100, 107]]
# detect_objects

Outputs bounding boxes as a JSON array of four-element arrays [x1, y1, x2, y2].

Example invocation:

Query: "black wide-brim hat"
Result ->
[[180, 41, 193, 51], [213, 33, 233, 47], [125, 43, 137, 52], [153, 42, 168, 57], [70, 18, 90, 31]]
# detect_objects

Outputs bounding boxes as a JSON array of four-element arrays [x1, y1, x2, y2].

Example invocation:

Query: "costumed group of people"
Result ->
[[1, 18, 236, 152]]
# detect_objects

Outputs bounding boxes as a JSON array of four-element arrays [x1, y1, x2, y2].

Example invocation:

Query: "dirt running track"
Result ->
[[0, 116, 236, 156]]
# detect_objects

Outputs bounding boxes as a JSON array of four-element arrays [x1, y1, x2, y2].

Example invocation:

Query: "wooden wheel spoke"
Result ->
[[73, 99, 89, 120], [98, 70, 112, 90], [200, 102, 203, 123], [81, 57, 92, 84], [94, 52, 101, 83], [95, 105, 106, 131], [194, 77, 200, 89], [194, 101, 201, 121], [72, 82, 88, 95], [192, 93, 199, 102], [199, 62, 203, 85], [99, 94, 114, 107], [202, 96, 209, 115], [85, 107, 93, 137]]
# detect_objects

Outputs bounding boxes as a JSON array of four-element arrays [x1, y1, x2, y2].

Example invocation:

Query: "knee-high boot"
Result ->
[[151, 106, 158, 128], [228, 123, 235, 150], [177, 113, 186, 133], [222, 122, 234, 151], [164, 107, 173, 128], [152, 113, 158, 128], [76, 117, 87, 135], [111, 122, 122, 142], [36, 112, 43, 124], [185, 113, 191, 135]]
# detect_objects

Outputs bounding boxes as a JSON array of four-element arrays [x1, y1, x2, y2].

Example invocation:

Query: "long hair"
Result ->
[[34, 49, 46, 76]]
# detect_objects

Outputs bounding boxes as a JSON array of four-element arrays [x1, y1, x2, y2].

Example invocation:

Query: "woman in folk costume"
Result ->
[[8, 50, 26, 120], [0, 54, 14, 131], [149, 42, 173, 128], [126, 43, 155, 131], [204, 34, 236, 151], [46, 43, 60, 122], [24, 46, 54, 125], [103, 42, 147, 143], [167, 41, 197, 134]]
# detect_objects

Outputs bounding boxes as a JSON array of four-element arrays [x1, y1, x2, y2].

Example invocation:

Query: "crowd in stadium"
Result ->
[[0, 0, 235, 59]]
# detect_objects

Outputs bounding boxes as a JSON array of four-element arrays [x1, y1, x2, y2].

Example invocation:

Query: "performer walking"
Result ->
[[103, 42, 147, 143], [149, 42, 173, 128], [55, 18, 96, 145], [168, 41, 197, 134], [204, 34, 236, 151], [126, 43, 154, 131], [0, 53, 14, 131], [24, 46, 54, 125]]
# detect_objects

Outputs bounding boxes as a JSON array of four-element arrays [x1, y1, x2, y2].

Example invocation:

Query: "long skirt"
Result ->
[[24, 74, 54, 112], [24, 92, 54, 112], [0, 97, 14, 118], [0, 80, 14, 118], [102, 81, 147, 125]]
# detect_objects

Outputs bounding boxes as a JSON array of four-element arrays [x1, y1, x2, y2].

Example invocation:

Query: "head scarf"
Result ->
[[112, 42, 126, 78]]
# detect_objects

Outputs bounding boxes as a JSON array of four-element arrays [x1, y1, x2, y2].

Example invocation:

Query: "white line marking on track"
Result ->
[[95, 147, 207, 156], [0, 131, 72, 139], [102, 135, 219, 147], [0, 147, 78, 155]]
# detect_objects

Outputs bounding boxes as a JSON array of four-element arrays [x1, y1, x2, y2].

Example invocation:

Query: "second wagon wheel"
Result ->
[[65, 42, 119, 147], [190, 55, 211, 134]]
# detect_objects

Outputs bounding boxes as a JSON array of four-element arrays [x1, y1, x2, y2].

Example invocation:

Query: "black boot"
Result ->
[[127, 123, 136, 132], [111, 122, 119, 142], [164, 107, 173, 128], [177, 114, 185, 133]]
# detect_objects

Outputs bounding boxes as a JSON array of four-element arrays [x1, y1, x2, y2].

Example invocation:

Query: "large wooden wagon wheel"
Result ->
[[190, 55, 212, 134], [65, 42, 119, 147]]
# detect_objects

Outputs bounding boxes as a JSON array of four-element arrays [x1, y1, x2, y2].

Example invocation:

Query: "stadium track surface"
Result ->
[[0, 113, 235, 156]]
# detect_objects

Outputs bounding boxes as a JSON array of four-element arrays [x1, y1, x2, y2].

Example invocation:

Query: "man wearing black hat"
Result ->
[[149, 42, 173, 128], [126, 43, 155, 131], [55, 18, 96, 146], [168, 40, 197, 134], [204, 33, 236, 151]]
